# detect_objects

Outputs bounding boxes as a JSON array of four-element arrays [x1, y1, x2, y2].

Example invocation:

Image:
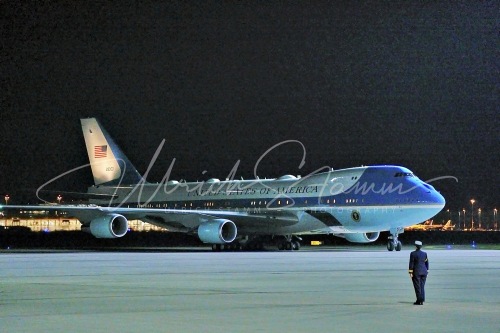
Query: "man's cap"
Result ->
[[415, 240, 423, 246]]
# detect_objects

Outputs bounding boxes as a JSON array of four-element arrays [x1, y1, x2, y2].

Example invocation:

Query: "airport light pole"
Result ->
[[57, 195, 62, 204], [470, 199, 475, 230], [4, 194, 9, 205], [495, 209, 498, 231], [462, 209, 466, 230], [478, 208, 481, 229]]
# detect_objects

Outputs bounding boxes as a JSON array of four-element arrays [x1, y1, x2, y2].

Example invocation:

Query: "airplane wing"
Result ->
[[35, 190, 118, 201], [122, 208, 299, 233]]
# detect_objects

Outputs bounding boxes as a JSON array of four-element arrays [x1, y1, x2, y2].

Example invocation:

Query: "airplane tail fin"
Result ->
[[81, 118, 144, 186]]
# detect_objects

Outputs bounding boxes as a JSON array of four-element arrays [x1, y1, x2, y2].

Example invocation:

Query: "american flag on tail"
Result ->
[[94, 145, 107, 158]]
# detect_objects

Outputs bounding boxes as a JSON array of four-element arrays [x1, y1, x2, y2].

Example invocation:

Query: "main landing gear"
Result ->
[[210, 235, 302, 251], [277, 235, 301, 251], [211, 236, 266, 251], [212, 243, 245, 251], [387, 227, 403, 251]]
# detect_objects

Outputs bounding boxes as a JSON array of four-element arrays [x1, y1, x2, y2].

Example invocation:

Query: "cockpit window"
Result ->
[[394, 172, 414, 177]]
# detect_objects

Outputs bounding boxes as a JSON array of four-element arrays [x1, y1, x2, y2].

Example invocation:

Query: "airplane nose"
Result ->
[[421, 182, 445, 207], [428, 187, 446, 211], [435, 191, 446, 207]]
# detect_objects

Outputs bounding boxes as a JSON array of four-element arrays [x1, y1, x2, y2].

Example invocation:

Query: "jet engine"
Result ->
[[197, 219, 237, 244], [344, 232, 380, 243], [89, 214, 128, 238]]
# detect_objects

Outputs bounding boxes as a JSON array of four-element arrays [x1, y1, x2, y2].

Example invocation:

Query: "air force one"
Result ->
[[4, 118, 445, 251]]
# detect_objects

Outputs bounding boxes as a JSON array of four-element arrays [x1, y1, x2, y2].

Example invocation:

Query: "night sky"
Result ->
[[1, 2, 498, 213]]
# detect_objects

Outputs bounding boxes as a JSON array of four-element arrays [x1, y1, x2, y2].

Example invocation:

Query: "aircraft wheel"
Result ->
[[285, 242, 293, 251], [278, 242, 285, 251], [387, 241, 395, 251], [396, 241, 402, 251], [292, 241, 300, 251]]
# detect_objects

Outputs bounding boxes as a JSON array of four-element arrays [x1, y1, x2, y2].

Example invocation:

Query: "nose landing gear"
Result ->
[[387, 227, 404, 251]]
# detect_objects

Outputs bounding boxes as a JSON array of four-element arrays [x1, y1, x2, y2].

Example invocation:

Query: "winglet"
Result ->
[[81, 118, 144, 186]]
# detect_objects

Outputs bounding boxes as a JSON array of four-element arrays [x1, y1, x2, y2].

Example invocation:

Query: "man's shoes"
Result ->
[[413, 301, 423, 305]]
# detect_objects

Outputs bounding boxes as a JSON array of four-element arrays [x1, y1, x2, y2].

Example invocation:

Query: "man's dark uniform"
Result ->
[[408, 241, 428, 305]]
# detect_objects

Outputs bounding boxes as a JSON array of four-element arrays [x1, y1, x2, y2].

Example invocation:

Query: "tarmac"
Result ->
[[0, 247, 499, 333]]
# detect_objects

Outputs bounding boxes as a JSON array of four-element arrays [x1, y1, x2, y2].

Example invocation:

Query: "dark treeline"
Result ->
[[1, 229, 499, 250]]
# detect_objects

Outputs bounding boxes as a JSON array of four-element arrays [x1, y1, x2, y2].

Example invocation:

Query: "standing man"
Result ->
[[409, 240, 429, 305]]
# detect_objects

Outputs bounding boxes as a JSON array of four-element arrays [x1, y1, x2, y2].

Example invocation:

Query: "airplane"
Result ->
[[1, 118, 446, 251], [406, 220, 455, 231], [441, 220, 455, 231]]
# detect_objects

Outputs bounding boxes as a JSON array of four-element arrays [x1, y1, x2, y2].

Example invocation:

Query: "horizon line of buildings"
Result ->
[[1, 209, 498, 232]]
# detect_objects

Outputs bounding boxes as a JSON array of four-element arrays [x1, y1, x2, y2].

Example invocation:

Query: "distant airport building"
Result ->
[[0, 209, 164, 232]]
